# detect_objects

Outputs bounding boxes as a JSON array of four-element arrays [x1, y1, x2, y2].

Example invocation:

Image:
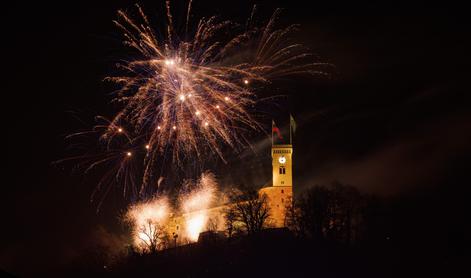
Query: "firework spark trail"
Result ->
[[185, 0, 193, 34], [108, 3, 327, 187], [62, 1, 329, 205]]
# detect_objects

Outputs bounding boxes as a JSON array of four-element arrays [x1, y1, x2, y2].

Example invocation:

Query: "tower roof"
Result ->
[[272, 144, 292, 148]]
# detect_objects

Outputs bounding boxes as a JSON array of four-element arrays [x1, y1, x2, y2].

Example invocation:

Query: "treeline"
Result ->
[[285, 182, 390, 246], [218, 182, 390, 247]]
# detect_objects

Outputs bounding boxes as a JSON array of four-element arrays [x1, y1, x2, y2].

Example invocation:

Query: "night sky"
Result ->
[[2, 0, 470, 274]]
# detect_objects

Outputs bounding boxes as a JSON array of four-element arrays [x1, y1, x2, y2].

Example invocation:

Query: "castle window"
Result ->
[[279, 166, 286, 174], [281, 189, 284, 193]]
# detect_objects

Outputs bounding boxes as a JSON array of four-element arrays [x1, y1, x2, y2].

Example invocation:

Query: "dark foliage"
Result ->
[[286, 182, 368, 244]]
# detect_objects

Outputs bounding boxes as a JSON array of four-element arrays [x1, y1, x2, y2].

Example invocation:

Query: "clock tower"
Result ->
[[272, 144, 293, 188], [258, 119, 295, 227], [258, 143, 293, 227]]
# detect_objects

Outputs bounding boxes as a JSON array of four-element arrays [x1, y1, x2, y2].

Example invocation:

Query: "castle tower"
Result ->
[[272, 144, 293, 188], [258, 119, 294, 227]]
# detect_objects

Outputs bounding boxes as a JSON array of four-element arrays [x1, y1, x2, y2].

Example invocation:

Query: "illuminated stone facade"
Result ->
[[260, 144, 293, 227], [168, 142, 293, 242]]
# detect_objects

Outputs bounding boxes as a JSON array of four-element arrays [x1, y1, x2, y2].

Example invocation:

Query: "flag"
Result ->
[[272, 120, 283, 140], [290, 114, 297, 134]]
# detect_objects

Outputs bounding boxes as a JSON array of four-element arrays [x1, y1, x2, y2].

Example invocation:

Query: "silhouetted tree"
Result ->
[[291, 182, 367, 244], [224, 206, 238, 238], [327, 182, 364, 244], [225, 189, 271, 235], [298, 185, 331, 240], [137, 220, 170, 253], [284, 199, 303, 236]]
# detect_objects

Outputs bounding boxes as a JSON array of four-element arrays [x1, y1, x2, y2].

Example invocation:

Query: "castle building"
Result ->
[[168, 119, 294, 243]]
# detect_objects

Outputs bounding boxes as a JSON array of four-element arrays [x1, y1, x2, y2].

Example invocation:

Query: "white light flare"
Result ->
[[180, 172, 217, 242], [185, 213, 206, 242]]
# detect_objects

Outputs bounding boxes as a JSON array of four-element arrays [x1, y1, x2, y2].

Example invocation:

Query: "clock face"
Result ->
[[278, 156, 286, 164]]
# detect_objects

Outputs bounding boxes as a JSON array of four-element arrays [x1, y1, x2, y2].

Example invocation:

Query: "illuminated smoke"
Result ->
[[180, 172, 218, 242], [125, 172, 225, 247], [185, 213, 207, 242], [125, 196, 170, 251]]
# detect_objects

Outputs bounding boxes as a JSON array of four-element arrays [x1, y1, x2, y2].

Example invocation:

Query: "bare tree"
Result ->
[[293, 183, 366, 244], [298, 185, 331, 240], [284, 199, 302, 236], [137, 219, 169, 253], [328, 182, 364, 244], [225, 190, 271, 235], [224, 206, 238, 238]]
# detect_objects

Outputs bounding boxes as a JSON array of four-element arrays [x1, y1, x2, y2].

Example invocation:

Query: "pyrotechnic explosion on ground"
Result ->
[[61, 1, 327, 206], [125, 172, 226, 250], [125, 196, 171, 251]]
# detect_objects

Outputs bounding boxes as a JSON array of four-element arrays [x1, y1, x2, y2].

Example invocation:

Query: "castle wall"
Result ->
[[259, 186, 292, 227]]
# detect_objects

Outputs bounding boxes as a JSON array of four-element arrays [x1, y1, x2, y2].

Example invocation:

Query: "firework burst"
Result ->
[[62, 1, 328, 204]]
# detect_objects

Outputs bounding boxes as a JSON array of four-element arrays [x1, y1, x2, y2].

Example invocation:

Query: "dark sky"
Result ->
[[2, 0, 470, 274]]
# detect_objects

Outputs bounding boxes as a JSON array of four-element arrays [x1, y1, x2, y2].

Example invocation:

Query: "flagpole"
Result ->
[[289, 116, 292, 145]]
